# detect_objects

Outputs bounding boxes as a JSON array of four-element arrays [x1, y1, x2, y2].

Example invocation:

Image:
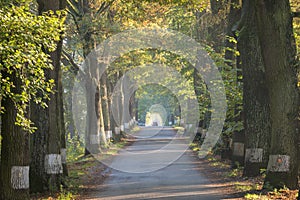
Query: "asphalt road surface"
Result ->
[[86, 127, 228, 200]]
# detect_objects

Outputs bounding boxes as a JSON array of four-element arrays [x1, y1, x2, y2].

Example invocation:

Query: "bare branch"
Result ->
[[95, 0, 115, 17], [62, 50, 86, 80]]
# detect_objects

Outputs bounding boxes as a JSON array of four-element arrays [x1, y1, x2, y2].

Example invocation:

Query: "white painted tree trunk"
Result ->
[[115, 127, 120, 135], [267, 155, 290, 172], [45, 154, 63, 174], [232, 142, 244, 157], [11, 166, 30, 189], [245, 148, 263, 163], [90, 134, 100, 144], [60, 148, 67, 164]]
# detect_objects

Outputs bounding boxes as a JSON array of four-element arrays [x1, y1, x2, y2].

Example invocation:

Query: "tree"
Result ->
[[66, 0, 114, 154], [101, 71, 112, 143], [0, 3, 62, 198], [30, 0, 66, 192], [237, 0, 271, 176], [224, 0, 241, 67], [254, 0, 299, 189], [222, 0, 244, 167], [0, 76, 30, 199]]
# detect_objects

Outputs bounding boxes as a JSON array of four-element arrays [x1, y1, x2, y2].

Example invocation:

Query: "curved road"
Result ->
[[87, 127, 228, 200]]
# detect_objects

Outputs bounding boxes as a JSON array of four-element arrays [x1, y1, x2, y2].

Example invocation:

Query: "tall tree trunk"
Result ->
[[119, 74, 125, 134], [67, 0, 113, 153], [81, 0, 104, 155], [122, 75, 130, 131], [238, 0, 271, 176], [228, 0, 244, 167], [193, 69, 204, 128], [85, 65, 101, 154], [61, 54, 79, 140], [96, 81, 107, 148], [30, 98, 49, 192], [0, 75, 30, 199], [224, 0, 241, 67], [84, 49, 106, 153], [46, 41, 62, 191], [255, 0, 299, 189], [30, 0, 66, 192], [107, 75, 115, 137], [101, 72, 111, 144], [129, 91, 137, 126], [58, 66, 68, 176]]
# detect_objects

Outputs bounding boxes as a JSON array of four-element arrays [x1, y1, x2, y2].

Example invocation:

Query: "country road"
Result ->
[[85, 127, 231, 200]]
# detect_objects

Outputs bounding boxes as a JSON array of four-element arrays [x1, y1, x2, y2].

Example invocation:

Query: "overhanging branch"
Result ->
[[62, 50, 86, 80]]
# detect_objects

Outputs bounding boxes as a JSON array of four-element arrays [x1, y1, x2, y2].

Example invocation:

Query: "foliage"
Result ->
[[210, 46, 243, 135], [235, 182, 259, 192], [58, 191, 74, 200], [66, 134, 85, 162], [111, 0, 208, 30], [291, 1, 300, 87], [245, 187, 299, 200], [244, 193, 267, 200], [192, 43, 243, 136], [64, 0, 243, 137], [0, 4, 65, 132], [226, 165, 243, 177], [136, 84, 180, 124]]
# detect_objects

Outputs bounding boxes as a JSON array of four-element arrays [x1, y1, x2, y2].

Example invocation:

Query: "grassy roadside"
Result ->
[[189, 142, 299, 200]]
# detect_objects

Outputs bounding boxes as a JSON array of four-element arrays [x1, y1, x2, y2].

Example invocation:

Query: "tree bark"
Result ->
[[58, 64, 68, 176], [254, 0, 299, 189], [210, 0, 225, 15], [193, 69, 204, 128], [109, 73, 121, 141], [238, 0, 271, 177], [80, 0, 105, 154], [0, 75, 30, 199], [224, 0, 241, 67], [119, 74, 125, 134], [30, 98, 48, 192], [30, 0, 66, 192], [100, 71, 110, 144], [122, 74, 130, 131], [96, 82, 108, 148], [61, 53, 80, 139]]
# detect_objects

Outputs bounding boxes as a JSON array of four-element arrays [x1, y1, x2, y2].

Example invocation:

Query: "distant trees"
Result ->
[[65, 0, 115, 154]]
